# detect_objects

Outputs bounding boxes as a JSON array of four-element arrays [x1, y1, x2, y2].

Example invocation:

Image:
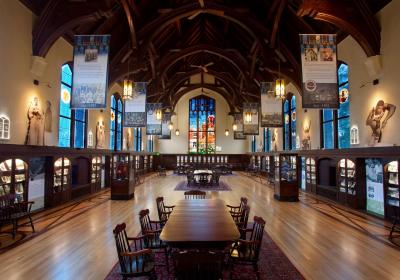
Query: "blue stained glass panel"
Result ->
[[284, 100, 289, 112], [323, 109, 333, 122], [117, 132, 122, 151], [323, 122, 334, 149], [75, 109, 85, 122], [110, 130, 115, 150], [118, 99, 122, 112], [338, 63, 349, 85], [111, 95, 116, 109], [338, 84, 350, 118], [291, 95, 296, 109], [58, 117, 71, 147], [74, 121, 85, 148], [338, 118, 350, 148], [60, 84, 72, 118], [61, 65, 72, 86]]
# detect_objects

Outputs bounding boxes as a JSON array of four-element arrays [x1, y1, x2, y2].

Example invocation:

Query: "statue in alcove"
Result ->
[[25, 97, 44, 146], [366, 100, 396, 145], [96, 121, 105, 149]]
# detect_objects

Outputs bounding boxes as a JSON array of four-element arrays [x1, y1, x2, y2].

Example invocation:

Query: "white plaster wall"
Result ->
[[336, 0, 400, 147], [156, 88, 248, 154]]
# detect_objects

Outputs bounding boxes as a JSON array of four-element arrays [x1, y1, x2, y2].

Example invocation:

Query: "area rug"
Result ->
[[105, 230, 304, 280], [174, 180, 232, 191]]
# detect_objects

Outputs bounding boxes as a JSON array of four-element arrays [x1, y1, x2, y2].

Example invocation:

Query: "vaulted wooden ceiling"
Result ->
[[21, 0, 391, 111]]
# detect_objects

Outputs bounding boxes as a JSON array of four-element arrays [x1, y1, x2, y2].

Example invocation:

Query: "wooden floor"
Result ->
[[0, 172, 400, 280]]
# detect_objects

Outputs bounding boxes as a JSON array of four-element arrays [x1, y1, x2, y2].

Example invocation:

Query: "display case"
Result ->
[[47, 157, 71, 207], [305, 157, 317, 193], [0, 158, 28, 201], [385, 160, 399, 218], [337, 159, 357, 207], [274, 153, 299, 202], [111, 153, 135, 200], [91, 156, 103, 192]]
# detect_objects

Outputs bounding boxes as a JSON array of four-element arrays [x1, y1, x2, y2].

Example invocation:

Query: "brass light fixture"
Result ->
[[175, 129, 180, 136], [168, 122, 173, 130], [244, 110, 252, 123], [155, 108, 162, 121], [275, 78, 285, 99], [123, 79, 133, 100]]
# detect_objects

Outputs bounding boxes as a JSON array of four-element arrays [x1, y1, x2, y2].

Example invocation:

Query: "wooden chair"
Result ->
[[184, 190, 206, 199], [233, 205, 251, 239], [113, 223, 156, 279], [139, 209, 169, 270], [226, 197, 248, 216], [173, 250, 224, 280], [157, 165, 166, 176], [229, 216, 266, 280], [211, 172, 220, 186], [0, 194, 35, 238], [156, 197, 175, 223], [186, 172, 196, 187]]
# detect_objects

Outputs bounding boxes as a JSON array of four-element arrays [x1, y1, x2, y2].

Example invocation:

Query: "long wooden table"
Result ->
[[160, 199, 240, 248]]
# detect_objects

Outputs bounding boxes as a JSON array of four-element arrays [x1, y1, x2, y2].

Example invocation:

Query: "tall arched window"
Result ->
[[263, 128, 271, 152], [188, 95, 216, 154], [134, 128, 142, 151], [110, 94, 123, 151], [58, 64, 87, 148], [321, 62, 350, 149], [283, 94, 296, 150]]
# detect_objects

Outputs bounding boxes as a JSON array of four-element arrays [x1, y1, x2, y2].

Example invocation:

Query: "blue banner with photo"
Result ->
[[300, 34, 339, 109], [71, 35, 110, 109], [124, 82, 147, 127]]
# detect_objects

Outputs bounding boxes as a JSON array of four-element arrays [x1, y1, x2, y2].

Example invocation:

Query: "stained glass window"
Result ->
[[134, 128, 142, 151], [263, 128, 271, 152], [188, 96, 216, 154], [251, 135, 256, 153], [110, 94, 123, 150], [58, 64, 87, 148], [147, 135, 154, 152], [283, 95, 296, 150], [321, 62, 350, 149]]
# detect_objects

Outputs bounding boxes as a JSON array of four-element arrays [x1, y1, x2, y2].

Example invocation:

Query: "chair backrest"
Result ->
[[249, 216, 266, 260], [239, 197, 248, 212], [184, 190, 206, 199], [173, 250, 224, 280], [0, 194, 15, 208], [238, 205, 250, 229], [113, 223, 132, 273], [139, 209, 152, 232], [156, 197, 165, 220]]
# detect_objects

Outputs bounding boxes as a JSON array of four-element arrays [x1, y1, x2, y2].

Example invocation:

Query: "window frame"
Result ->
[[188, 95, 216, 154], [320, 62, 350, 149], [110, 93, 123, 151], [58, 63, 88, 148], [283, 93, 296, 151]]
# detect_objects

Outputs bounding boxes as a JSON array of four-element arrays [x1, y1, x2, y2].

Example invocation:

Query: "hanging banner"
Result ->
[[260, 82, 283, 127], [146, 103, 162, 135], [124, 82, 147, 127], [233, 113, 246, 140], [243, 103, 259, 135], [158, 113, 171, 139], [71, 35, 110, 109], [365, 159, 385, 216], [300, 34, 339, 109]]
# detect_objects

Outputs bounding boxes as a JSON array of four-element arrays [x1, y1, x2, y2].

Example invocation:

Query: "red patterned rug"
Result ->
[[105, 230, 304, 280]]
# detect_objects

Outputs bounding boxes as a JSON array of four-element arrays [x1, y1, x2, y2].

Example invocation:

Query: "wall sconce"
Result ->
[[168, 122, 174, 130], [232, 123, 238, 131], [275, 79, 285, 99], [175, 129, 180, 136], [225, 129, 229, 136], [155, 108, 162, 121], [123, 79, 133, 100]]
